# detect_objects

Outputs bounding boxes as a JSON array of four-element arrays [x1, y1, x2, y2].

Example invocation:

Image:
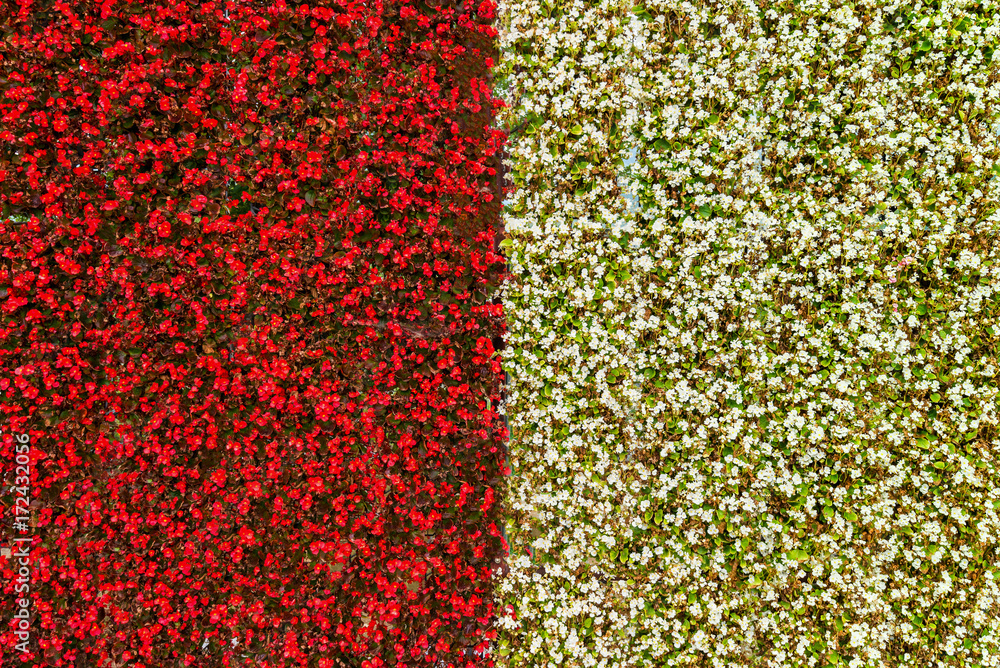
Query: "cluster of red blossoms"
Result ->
[[0, 0, 509, 666]]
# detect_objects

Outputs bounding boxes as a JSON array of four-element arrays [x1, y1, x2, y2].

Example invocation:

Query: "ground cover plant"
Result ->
[[495, 0, 1000, 666], [0, 1, 507, 666]]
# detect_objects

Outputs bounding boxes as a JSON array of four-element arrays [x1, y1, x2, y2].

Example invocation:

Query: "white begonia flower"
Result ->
[[495, 0, 1000, 665]]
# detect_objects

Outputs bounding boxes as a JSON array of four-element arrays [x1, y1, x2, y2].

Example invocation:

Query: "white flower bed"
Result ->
[[495, 0, 1000, 666]]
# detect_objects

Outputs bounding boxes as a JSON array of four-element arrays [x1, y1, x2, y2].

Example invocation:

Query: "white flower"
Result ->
[[495, 0, 1000, 665]]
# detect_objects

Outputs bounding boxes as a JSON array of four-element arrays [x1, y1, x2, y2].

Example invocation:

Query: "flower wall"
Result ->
[[0, 1, 506, 667], [3, 0, 1000, 666], [495, 0, 1000, 666]]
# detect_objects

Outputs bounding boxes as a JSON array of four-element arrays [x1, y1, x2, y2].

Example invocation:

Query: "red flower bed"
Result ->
[[0, 1, 508, 666]]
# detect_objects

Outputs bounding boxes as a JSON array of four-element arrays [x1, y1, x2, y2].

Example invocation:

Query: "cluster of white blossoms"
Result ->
[[494, 0, 1000, 666]]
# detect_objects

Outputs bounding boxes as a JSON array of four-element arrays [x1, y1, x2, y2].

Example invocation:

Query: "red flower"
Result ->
[[457, 483, 474, 508], [2, 1, 509, 663], [480, 487, 495, 512]]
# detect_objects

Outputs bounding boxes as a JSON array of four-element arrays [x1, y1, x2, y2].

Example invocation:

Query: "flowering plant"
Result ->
[[0, 1, 507, 666], [494, 0, 1000, 666]]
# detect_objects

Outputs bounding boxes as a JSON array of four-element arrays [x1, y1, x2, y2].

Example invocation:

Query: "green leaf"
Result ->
[[708, 114, 720, 124], [698, 204, 712, 219], [569, 124, 584, 135], [788, 550, 809, 562], [844, 512, 858, 522], [930, 393, 940, 402]]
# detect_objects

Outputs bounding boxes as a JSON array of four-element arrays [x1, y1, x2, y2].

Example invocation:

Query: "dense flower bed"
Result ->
[[0, 1, 507, 667], [495, 0, 1000, 666]]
